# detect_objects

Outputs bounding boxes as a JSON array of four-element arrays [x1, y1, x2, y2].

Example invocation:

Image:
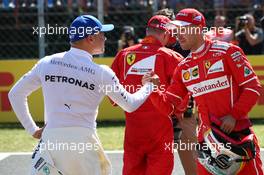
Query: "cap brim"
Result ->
[[101, 24, 114, 32], [169, 20, 192, 27]]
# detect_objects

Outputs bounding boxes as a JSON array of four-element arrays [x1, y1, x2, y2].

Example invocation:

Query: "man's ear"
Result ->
[[86, 35, 94, 44]]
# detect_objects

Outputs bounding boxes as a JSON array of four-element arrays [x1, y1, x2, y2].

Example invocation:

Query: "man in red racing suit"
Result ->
[[111, 15, 184, 175], [148, 8, 264, 175]]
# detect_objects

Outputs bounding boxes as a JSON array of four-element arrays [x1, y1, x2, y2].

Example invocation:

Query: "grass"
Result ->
[[0, 122, 125, 152], [252, 119, 264, 147], [0, 120, 263, 152], [0, 127, 37, 152]]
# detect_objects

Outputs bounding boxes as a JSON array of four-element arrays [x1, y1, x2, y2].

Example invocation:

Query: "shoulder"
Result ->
[[177, 55, 192, 68], [99, 65, 120, 85], [122, 43, 142, 52], [115, 44, 142, 58], [100, 64, 113, 72], [209, 40, 244, 58], [158, 47, 183, 61], [158, 46, 176, 55], [211, 40, 244, 53], [211, 41, 245, 60], [210, 40, 231, 51], [99, 65, 115, 77], [40, 52, 67, 64]]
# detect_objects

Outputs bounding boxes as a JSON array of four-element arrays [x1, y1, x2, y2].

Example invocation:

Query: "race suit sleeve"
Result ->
[[8, 61, 42, 135], [150, 66, 189, 118], [225, 45, 262, 120], [165, 51, 183, 84], [109, 50, 124, 106], [111, 50, 122, 77], [101, 65, 154, 113]]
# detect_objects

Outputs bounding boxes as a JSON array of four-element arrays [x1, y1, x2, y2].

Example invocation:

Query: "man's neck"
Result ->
[[72, 45, 94, 55], [144, 35, 165, 46], [190, 36, 205, 53]]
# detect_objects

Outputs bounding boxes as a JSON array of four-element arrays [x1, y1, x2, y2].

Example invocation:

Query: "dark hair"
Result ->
[[155, 8, 175, 20]]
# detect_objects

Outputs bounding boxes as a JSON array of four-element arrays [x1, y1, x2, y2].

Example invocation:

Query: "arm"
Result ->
[[109, 50, 123, 106], [8, 61, 42, 135], [150, 66, 189, 118], [165, 51, 183, 83], [244, 27, 263, 46], [101, 65, 154, 113], [226, 46, 261, 120]]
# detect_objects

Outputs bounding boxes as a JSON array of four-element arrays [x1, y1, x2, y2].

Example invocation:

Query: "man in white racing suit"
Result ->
[[8, 15, 155, 175]]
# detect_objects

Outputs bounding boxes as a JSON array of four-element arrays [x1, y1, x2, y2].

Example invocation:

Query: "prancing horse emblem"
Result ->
[[126, 53, 136, 65]]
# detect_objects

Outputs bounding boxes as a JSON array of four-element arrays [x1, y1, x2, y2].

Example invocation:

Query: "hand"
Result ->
[[220, 115, 236, 134], [244, 24, 251, 36], [142, 71, 160, 86], [142, 71, 153, 85], [244, 20, 249, 28], [32, 124, 46, 139], [150, 74, 160, 86]]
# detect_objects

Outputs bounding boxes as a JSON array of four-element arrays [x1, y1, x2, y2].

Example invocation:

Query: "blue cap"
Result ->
[[69, 15, 114, 42]]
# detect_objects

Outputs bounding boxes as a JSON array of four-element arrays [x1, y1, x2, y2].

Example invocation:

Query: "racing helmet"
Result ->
[[198, 123, 256, 175]]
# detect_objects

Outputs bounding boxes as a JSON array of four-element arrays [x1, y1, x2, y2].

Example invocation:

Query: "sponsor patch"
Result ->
[[211, 42, 230, 51], [187, 76, 230, 97], [34, 157, 45, 169], [126, 53, 136, 65], [126, 55, 156, 77], [131, 68, 152, 73], [183, 71, 191, 81], [231, 51, 242, 59], [192, 67, 199, 77], [182, 65, 199, 82], [232, 56, 242, 62], [43, 165, 51, 174], [207, 60, 224, 74], [244, 66, 252, 77]]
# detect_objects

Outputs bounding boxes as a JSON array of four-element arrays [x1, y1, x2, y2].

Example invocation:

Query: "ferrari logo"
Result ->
[[126, 53, 136, 65], [205, 61, 211, 69]]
